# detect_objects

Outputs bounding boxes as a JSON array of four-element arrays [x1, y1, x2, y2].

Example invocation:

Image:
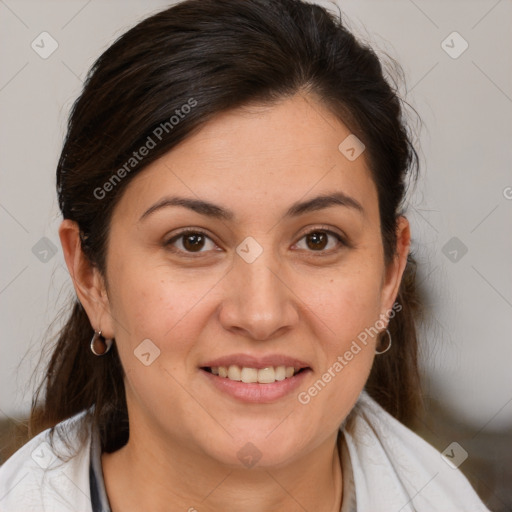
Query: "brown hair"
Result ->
[[30, 0, 424, 454]]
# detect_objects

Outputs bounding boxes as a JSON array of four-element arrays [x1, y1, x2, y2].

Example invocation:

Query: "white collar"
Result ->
[[341, 390, 490, 511], [0, 391, 490, 511]]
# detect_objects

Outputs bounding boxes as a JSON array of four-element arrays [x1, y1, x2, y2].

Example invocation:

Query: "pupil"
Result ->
[[184, 233, 204, 252], [307, 232, 327, 250]]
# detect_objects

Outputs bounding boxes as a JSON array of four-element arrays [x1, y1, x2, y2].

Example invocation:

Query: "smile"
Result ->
[[203, 365, 305, 384], [200, 365, 311, 403]]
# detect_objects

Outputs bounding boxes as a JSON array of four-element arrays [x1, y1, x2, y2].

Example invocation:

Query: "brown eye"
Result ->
[[165, 230, 218, 254], [182, 232, 206, 252], [295, 229, 346, 253], [306, 231, 328, 250]]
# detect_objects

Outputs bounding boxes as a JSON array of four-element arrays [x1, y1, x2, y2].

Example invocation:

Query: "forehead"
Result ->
[[113, 93, 378, 225]]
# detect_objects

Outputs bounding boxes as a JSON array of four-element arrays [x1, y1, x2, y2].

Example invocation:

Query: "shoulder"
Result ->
[[340, 390, 491, 511], [0, 410, 93, 512]]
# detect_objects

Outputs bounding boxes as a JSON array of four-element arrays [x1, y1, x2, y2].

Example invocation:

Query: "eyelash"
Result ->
[[164, 226, 348, 257]]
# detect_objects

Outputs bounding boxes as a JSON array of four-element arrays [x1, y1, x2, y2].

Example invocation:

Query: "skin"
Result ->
[[60, 92, 410, 512]]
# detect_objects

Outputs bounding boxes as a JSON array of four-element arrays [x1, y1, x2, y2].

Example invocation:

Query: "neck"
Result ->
[[102, 426, 343, 512]]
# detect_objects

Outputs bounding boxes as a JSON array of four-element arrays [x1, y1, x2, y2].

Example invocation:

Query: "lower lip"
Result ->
[[200, 368, 311, 403]]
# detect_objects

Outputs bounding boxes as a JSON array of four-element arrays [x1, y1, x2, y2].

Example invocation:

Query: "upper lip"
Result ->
[[201, 353, 311, 370]]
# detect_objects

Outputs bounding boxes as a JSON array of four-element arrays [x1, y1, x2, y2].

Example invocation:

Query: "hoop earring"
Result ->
[[90, 330, 113, 356], [375, 329, 392, 355]]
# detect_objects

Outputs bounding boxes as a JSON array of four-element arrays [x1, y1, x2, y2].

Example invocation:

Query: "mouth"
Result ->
[[201, 365, 308, 384], [199, 355, 312, 403]]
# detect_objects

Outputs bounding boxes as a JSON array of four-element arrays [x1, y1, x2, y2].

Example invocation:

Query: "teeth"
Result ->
[[210, 365, 300, 384], [228, 365, 241, 381], [241, 367, 258, 383], [274, 366, 286, 381], [257, 367, 276, 384]]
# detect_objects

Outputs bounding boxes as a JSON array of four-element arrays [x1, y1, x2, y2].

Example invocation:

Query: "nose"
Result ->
[[218, 244, 299, 341]]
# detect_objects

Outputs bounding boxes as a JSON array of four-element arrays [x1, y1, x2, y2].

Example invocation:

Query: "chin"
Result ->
[[200, 429, 309, 470]]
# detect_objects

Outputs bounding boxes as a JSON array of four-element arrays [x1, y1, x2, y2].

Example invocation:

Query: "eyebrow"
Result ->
[[139, 191, 364, 222]]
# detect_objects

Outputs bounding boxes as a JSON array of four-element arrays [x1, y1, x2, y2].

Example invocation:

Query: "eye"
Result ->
[[165, 229, 219, 255], [165, 226, 348, 257], [294, 227, 347, 254]]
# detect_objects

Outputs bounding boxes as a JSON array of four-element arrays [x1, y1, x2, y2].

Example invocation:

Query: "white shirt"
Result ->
[[0, 390, 490, 511]]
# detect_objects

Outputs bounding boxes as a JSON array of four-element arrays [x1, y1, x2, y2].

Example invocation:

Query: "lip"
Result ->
[[201, 353, 311, 370], [201, 366, 311, 403]]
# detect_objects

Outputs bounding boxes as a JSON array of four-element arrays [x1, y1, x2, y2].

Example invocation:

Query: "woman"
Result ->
[[0, 0, 491, 510]]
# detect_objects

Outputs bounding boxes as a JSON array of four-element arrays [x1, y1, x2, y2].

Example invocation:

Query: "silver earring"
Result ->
[[375, 329, 392, 355], [90, 330, 113, 356]]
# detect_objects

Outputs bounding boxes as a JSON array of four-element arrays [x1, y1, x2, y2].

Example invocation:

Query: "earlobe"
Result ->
[[58, 219, 115, 338]]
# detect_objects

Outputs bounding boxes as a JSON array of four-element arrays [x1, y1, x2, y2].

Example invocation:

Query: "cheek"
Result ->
[[296, 273, 380, 428], [298, 260, 382, 397], [107, 254, 221, 363], [307, 262, 384, 342], [106, 264, 216, 429]]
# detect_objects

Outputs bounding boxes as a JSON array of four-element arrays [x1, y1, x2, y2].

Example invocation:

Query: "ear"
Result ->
[[58, 219, 115, 339], [379, 215, 411, 321]]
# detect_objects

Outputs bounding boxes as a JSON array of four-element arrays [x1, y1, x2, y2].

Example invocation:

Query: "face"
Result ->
[[73, 93, 409, 468]]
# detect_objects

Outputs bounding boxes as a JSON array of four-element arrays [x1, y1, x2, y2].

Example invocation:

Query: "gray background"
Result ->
[[1, 0, 511, 506]]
